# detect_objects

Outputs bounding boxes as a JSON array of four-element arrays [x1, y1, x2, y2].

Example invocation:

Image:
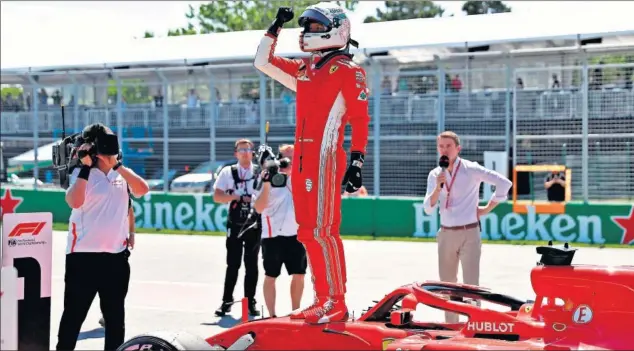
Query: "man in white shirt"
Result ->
[[213, 138, 262, 317], [56, 123, 149, 350], [253, 144, 306, 318], [423, 131, 512, 323]]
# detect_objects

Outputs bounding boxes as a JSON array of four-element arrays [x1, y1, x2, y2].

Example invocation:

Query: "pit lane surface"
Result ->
[[48, 231, 633, 350]]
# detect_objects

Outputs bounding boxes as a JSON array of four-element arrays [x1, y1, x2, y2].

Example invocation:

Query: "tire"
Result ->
[[116, 330, 223, 351]]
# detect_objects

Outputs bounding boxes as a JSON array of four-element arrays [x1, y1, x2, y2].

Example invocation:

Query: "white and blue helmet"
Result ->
[[298, 2, 353, 52]]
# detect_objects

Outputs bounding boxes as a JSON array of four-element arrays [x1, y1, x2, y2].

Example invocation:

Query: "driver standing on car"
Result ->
[[212, 138, 261, 317], [253, 144, 307, 318], [254, 3, 370, 324]]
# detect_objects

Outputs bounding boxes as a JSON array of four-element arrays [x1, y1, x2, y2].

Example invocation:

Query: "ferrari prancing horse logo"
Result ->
[[572, 305, 593, 324]]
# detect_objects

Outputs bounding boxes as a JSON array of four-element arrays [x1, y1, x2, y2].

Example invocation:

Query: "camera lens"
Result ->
[[271, 173, 285, 187]]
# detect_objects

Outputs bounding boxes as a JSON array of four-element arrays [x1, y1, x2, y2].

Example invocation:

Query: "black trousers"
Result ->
[[56, 250, 130, 351], [222, 223, 261, 304]]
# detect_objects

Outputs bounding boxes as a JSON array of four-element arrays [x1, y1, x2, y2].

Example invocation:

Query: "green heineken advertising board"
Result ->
[[2, 188, 633, 245]]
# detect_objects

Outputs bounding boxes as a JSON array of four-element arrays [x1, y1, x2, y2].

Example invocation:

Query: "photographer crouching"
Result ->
[[253, 144, 306, 317], [56, 123, 149, 350]]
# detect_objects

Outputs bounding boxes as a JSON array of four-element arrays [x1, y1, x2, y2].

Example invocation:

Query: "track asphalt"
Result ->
[[47, 231, 633, 349]]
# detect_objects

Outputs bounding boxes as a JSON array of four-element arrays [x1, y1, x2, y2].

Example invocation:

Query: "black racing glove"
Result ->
[[267, 7, 294, 37], [342, 151, 364, 193]]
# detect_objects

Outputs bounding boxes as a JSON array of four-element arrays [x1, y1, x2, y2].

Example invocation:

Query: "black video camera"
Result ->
[[256, 145, 291, 188], [52, 132, 84, 189], [52, 115, 122, 189]]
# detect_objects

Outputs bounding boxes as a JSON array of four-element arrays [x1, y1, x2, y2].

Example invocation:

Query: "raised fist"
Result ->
[[268, 7, 294, 38], [276, 7, 294, 24]]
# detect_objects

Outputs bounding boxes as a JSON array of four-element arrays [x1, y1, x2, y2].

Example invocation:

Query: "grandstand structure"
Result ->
[[1, 10, 633, 201]]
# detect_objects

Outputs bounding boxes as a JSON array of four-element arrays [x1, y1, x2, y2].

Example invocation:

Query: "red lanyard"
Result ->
[[239, 168, 248, 188], [239, 168, 247, 180], [445, 160, 461, 209]]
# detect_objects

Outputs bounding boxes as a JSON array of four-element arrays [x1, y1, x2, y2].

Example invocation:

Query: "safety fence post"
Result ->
[[435, 55, 446, 135], [370, 57, 381, 196], [259, 73, 267, 144], [581, 53, 589, 204], [504, 55, 512, 160], [156, 70, 170, 193], [114, 73, 123, 158], [205, 68, 217, 165], [26, 73, 40, 190]]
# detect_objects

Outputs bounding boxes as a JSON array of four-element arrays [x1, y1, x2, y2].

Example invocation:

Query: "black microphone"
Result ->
[[439, 155, 449, 189]]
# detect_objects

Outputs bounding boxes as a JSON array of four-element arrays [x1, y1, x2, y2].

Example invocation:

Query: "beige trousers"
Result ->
[[437, 226, 482, 323]]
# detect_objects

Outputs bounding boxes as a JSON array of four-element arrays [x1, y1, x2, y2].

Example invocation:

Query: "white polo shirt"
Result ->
[[253, 175, 298, 239], [66, 167, 130, 254]]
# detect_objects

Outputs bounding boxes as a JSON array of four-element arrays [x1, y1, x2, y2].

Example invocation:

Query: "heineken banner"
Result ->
[[2, 188, 633, 245]]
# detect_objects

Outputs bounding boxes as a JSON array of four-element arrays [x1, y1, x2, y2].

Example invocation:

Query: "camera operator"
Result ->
[[56, 123, 149, 351], [544, 170, 566, 202], [213, 138, 262, 317], [252, 144, 306, 318]]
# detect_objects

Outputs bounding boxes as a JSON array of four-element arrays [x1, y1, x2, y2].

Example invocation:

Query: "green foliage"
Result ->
[[363, 1, 445, 23], [462, 1, 511, 15], [1, 86, 23, 99], [106, 80, 153, 104], [167, 23, 198, 37], [239, 75, 293, 101], [154, 1, 357, 37], [569, 54, 633, 87], [589, 54, 634, 65], [588, 54, 634, 84]]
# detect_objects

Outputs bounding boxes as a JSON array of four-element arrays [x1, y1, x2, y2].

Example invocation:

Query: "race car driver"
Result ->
[[254, 3, 370, 324]]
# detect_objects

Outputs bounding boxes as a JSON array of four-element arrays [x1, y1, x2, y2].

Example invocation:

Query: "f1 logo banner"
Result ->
[[7, 221, 46, 238], [1, 212, 53, 351]]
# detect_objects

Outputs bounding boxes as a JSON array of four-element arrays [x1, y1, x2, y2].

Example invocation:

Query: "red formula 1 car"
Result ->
[[118, 243, 634, 351]]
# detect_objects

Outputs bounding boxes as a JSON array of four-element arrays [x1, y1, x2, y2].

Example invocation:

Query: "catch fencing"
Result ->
[[1, 53, 633, 202]]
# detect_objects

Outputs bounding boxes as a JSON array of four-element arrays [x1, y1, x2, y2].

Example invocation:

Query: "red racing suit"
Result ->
[[255, 33, 370, 299]]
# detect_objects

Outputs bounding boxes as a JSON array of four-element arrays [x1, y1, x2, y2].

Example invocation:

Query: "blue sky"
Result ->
[[2, 1, 632, 51]]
